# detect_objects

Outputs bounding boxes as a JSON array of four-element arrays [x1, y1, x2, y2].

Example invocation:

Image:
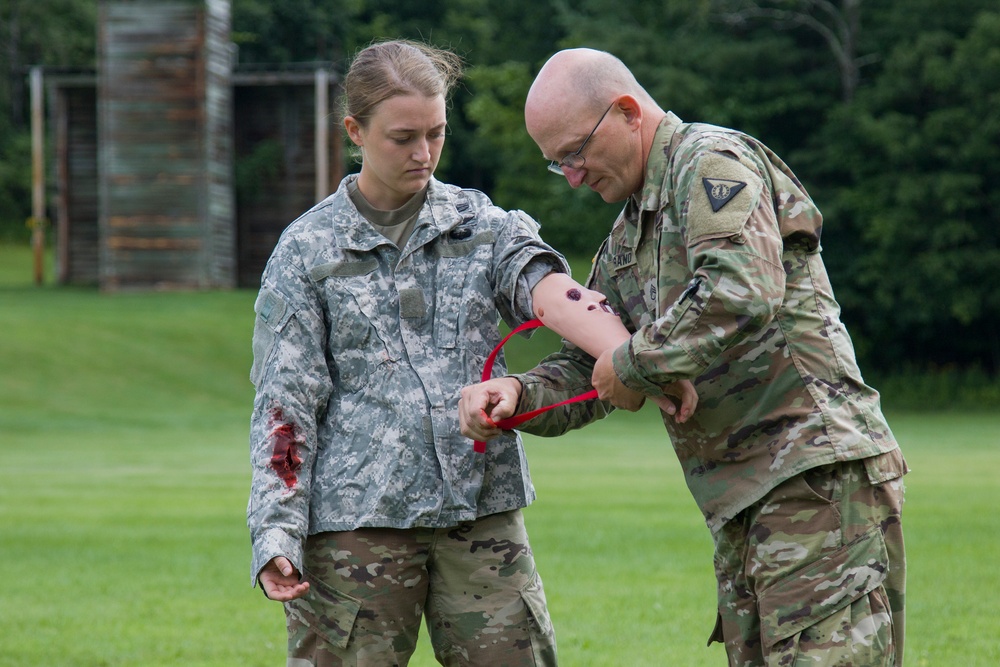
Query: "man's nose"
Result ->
[[561, 165, 586, 188]]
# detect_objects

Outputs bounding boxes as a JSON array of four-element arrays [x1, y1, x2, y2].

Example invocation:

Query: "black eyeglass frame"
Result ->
[[546, 102, 615, 175]]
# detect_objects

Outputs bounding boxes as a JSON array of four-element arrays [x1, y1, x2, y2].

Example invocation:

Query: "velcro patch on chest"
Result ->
[[686, 152, 761, 244], [398, 288, 427, 318]]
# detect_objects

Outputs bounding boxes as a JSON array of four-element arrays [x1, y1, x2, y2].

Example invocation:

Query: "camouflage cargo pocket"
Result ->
[[757, 524, 888, 648], [286, 571, 362, 650], [519, 571, 558, 665], [519, 570, 553, 636], [863, 447, 908, 486]]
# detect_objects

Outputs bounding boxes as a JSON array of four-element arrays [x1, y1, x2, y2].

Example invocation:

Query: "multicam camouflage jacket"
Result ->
[[247, 175, 568, 584], [515, 113, 901, 534]]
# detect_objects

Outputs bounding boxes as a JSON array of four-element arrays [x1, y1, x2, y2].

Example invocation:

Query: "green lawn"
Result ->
[[2, 243, 998, 666]]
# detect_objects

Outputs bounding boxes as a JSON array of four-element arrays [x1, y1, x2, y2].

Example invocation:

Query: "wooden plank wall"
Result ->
[[203, 0, 236, 287], [47, 0, 341, 290], [52, 82, 100, 285], [47, 69, 339, 290], [97, 0, 234, 290]]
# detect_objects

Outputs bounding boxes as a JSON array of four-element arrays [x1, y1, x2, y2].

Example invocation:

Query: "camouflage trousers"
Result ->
[[711, 449, 907, 666], [284, 509, 557, 667]]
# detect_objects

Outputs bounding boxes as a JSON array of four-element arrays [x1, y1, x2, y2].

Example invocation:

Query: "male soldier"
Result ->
[[460, 48, 907, 666]]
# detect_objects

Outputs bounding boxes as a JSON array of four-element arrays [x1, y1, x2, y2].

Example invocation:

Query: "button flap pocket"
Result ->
[[863, 448, 908, 486], [519, 571, 553, 637], [687, 151, 762, 245], [287, 572, 362, 650], [758, 525, 888, 647]]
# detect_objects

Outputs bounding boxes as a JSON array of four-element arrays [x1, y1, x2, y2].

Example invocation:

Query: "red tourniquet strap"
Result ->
[[491, 389, 599, 429], [473, 319, 598, 453]]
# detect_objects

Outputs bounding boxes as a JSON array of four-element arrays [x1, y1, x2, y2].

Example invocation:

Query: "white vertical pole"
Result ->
[[30, 66, 46, 285]]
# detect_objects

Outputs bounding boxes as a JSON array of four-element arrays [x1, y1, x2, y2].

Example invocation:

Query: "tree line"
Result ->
[[2, 0, 997, 379]]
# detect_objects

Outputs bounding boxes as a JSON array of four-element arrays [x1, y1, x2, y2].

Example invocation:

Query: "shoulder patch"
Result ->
[[685, 152, 762, 244], [255, 288, 289, 328], [702, 178, 746, 212]]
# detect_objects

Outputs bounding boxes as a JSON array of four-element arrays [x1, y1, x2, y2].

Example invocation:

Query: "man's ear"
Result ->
[[615, 95, 643, 129]]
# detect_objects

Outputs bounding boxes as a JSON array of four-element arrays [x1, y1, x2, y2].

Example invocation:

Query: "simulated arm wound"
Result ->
[[531, 273, 630, 358], [268, 406, 304, 489]]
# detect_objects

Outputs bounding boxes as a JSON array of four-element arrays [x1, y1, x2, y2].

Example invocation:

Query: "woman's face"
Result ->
[[345, 93, 447, 210]]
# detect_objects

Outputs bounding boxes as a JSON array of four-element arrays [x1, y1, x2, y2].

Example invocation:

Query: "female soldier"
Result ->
[[247, 39, 693, 666]]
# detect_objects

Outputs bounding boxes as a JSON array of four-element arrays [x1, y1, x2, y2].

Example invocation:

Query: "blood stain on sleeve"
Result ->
[[268, 407, 304, 488]]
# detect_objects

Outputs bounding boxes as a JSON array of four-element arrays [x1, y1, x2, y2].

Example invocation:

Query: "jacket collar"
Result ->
[[330, 175, 468, 252], [637, 111, 683, 214]]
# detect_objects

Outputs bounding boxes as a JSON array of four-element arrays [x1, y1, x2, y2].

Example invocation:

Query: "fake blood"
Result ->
[[566, 288, 581, 301], [268, 407, 303, 488]]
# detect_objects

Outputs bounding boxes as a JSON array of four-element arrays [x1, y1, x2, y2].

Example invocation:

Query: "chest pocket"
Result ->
[[433, 229, 497, 355], [313, 260, 397, 393], [608, 262, 657, 331], [607, 216, 662, 330]]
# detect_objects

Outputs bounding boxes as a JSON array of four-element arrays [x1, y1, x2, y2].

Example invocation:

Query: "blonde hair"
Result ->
[[342, 39, 463, 127]]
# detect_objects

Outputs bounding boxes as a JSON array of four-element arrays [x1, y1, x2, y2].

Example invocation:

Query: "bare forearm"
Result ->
[[531, 272, 629, 358]]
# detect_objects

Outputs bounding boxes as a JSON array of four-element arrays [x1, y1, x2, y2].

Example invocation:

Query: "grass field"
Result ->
[[2, 244, 998, 666]]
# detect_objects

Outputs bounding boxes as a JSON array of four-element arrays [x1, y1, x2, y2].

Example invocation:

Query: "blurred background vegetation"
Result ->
[[2, 0, 998, 398]]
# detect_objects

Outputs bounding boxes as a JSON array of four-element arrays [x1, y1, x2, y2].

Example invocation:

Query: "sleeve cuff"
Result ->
[[611, 341, 666, 398], [250, 528, 304, 588]]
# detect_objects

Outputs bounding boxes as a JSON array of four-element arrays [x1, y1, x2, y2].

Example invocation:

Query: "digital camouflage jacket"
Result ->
[[515, 113, 901, 534], [247, 175, 568, 584]]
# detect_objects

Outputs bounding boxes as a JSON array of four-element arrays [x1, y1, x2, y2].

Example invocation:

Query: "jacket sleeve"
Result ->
[[489, 206, 570, 326], [246, 236, 333, 586], [612, 138, 788, 395]]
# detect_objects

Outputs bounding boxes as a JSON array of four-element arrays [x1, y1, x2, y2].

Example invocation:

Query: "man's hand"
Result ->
[[593, 350, 698, 422], [259, 556, 310, 602], [592, 349, 645, 411], [656, 379, 698, 423], [459, 376, 522, 441]]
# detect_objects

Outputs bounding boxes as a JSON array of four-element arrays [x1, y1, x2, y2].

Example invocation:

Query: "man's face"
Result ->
[[528, 101, 643, 204]]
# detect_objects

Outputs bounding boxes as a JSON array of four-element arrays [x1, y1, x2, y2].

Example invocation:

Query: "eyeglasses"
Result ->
[[547, 102, 615, 175]]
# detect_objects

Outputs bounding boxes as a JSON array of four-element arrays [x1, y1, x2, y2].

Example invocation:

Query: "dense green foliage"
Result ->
[[2, 0, 997, 376]]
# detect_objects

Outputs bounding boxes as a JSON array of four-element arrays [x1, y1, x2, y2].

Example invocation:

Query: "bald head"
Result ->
[[525, 48, 666, 201], [526, 48, 659, 137]]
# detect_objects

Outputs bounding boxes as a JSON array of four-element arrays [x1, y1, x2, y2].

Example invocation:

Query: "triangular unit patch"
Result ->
[[702, 178, 747, 212]]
